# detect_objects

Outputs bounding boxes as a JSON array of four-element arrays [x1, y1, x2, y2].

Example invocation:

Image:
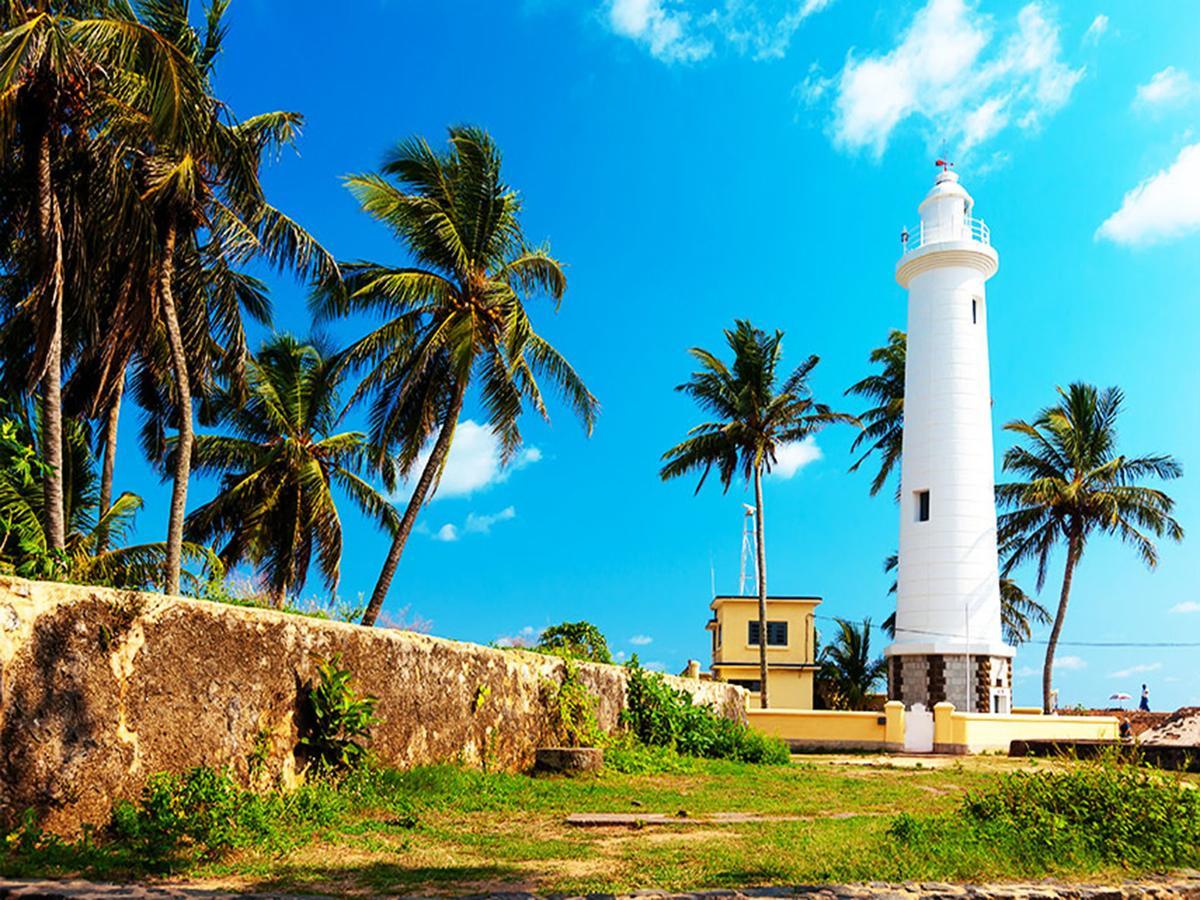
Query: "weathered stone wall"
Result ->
[[0, 577, 745, 835]]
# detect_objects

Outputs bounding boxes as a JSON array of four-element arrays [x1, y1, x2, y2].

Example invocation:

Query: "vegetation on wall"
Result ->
[[621, 658, 789, 764], [535, 620, 613, 664], [298, 655, 381, 772]]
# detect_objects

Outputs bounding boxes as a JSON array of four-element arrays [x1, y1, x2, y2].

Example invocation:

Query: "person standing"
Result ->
[[1139, 684, 1151, 712]]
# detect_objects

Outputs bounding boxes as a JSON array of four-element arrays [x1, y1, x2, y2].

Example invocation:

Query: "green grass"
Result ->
[[3, 754, 1197, 896]]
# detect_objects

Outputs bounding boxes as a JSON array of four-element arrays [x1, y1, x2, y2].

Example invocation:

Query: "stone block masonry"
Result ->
[[0, 577, 745, 835]]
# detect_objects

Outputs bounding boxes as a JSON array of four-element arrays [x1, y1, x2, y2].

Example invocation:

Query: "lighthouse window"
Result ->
[[916, 490, 931, 522], [971, 299, 977, 324]]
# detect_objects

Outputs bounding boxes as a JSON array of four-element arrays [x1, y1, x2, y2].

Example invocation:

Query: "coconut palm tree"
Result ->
[[846, 329, 905, 497], [998, 383, 1183, 713], [95, 0, 334, 596], [0, 400, 213, 587], [660, 320, 856, 708], [880, 551, 1049, 646], [313, 126, 597, 626], [816, 617, 886, 711], [0, 1, 196, 553], [182, 336, 397, 608]]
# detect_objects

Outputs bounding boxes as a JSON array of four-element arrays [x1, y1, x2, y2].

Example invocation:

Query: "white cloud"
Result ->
[[769, 436, 822, 479], [604, 0, 836, 63], [1054, 655, 1087, 671], [606, 0, 712, 63], [465, 506, 517, 535], [1109, 662, 1162, 679], [1096, 142, 1200, 246], [496, 625, 539, 648], [1171, 601, 1200, 614], [1134, 66, 1200, 110], [818, 0, 1082, 158], [1081, 14, 1108, 46], [406, 420, 541, 500], [643, 660, 668, 672], [629, 634, 654, 646], [433, 523, 459, 542], [1014, 665, 1038, 679]]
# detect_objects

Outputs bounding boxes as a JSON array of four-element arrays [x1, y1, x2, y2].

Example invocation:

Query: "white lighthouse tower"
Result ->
[[886, 164, 1014, 714]]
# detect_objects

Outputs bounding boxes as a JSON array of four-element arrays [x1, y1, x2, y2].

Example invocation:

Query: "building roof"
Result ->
[[709, 594, 821, 611]]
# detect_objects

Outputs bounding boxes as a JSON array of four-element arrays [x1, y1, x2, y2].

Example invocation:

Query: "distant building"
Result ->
[[707, 595, 820, 709]]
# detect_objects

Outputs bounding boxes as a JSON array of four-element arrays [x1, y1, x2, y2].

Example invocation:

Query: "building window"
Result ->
[[729, 679, 762, 693], [748, 620, 788, 646], [916, 490, 930, 522], [971, 298, 977, 324]]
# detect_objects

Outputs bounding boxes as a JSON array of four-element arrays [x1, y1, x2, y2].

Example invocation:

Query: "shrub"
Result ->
[[298, 655, 381, 771], [889, 757, 1200, 871], [536, 621, 613, 664], [621, 658, 789, 765]]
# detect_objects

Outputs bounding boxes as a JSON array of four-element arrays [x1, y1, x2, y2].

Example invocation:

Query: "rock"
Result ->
[[534, 746, 603, 774]]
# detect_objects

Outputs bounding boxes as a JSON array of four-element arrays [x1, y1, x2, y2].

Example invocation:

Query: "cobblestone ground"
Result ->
[[2, 877, 1200, 899]]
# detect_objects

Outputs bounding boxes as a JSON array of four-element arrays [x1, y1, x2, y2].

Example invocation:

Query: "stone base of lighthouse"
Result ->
[[887, 652, 1013, 714]]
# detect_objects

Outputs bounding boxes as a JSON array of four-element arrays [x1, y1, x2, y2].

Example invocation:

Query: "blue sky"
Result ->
[[114, 0, 1200, 709]]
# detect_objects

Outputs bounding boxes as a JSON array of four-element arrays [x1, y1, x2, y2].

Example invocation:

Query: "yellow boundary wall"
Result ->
[[933, 702, 1119, 754], [747, 702, 1119, 755], [748, 702, 905, 752]]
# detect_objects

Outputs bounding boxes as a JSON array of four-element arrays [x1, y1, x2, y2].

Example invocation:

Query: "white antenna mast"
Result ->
[[739, 503, 758, 596]]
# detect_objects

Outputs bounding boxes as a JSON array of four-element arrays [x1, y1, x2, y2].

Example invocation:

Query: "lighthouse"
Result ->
[[885, 164, 1014, 715]]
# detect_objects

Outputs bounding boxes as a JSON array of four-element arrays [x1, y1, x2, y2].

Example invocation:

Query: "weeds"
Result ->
[[298, 655, 380, 772], [621, 658, 790, 765]]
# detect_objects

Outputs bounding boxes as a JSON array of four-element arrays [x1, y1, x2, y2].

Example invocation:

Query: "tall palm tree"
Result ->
[[846, 329, 905, 497], [0, 0, 197, 553], [998, 383, 1183, 713], [816, 617, 886, 711], [660, 320, 856, 708], [880, 551, 1050, 646], [313, 126, 597, 626], [96, 0, 333, 595], [183, 336, 397, 608]]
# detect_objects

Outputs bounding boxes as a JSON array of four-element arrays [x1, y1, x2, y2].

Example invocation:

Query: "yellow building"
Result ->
[[707, 595, 820, 709]]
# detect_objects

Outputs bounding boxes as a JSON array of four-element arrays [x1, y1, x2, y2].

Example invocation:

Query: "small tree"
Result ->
[[817, 618, 886, 711], [536, 621, 613, 664]]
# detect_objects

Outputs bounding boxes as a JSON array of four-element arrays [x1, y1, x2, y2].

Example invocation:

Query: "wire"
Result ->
[[811, 612, 1200, 648]]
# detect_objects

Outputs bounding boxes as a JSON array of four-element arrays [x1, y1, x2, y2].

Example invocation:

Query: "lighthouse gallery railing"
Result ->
[[901, 216, 990, 254]]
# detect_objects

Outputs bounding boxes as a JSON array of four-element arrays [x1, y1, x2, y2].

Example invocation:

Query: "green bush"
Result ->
[[620, 658, 789, 765], [299, 655, 381, 771], [535, 621, 613, 664], [889, 757, 1200, 871], [545, 659, 602, 747]]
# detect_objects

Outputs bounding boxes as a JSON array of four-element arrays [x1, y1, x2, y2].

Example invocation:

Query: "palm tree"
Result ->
[[880, 551, 1050, 646], [846, 329, 905, 497], [183, 336, 397, 608], [97, 0, 333, 596], [816, 617, 886, 711], [998, 383, 1183, 713], [660, 320, 856, 708], [0, 401, 213, 588], [313, 126, 597, 626], [0, 1, 197, 553]]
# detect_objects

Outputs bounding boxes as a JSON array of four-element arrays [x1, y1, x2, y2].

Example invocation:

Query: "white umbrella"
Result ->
[[1109, 692, 1131, 709]]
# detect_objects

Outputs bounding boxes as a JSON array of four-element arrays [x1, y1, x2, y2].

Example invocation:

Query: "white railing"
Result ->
[[900, 216, 990, 254]]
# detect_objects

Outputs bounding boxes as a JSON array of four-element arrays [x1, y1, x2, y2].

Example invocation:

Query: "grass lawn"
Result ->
[[3, 754, 1197, 896]]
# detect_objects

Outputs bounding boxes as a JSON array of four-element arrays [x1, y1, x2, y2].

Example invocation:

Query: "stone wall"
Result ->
[[0, 577, 745, 835]]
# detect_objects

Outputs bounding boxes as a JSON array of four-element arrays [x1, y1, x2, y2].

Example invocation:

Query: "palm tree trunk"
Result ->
[[754, 466, 769, 709], [35, 127, 66, 552], [361, 382, 467, 627], [1042, 529, 1081, 714], [96, 370, 125, 555], [158, 217, 191, 596]]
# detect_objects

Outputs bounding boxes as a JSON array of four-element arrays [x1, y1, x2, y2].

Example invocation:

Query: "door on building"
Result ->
[[904, 703, 934, 753]]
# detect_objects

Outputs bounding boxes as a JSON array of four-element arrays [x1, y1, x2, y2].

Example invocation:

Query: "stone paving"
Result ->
[[3, 877, 1200, 899]]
